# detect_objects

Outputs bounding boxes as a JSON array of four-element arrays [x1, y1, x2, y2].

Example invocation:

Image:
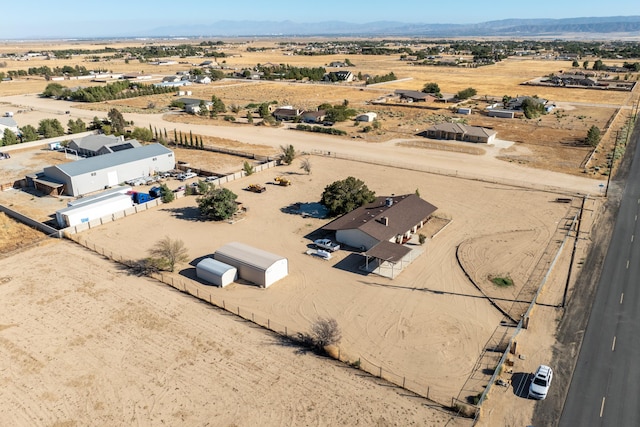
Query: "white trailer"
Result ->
[[56, 193, 133, 228], [67, 186, 132, 207]]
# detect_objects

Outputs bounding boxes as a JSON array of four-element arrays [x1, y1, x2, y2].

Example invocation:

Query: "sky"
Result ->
[[1, 0, 639, 39]]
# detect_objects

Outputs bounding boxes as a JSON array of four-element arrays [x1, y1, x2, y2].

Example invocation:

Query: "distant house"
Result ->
[[176, 98, 213, 114], [195, 75, 211, 84], [324, 71, 354, 82], [394, 90, 436, 102], [123, 73, 153, 80], [273, 107, 303, 121], [321, 194, 438, 278], [507, 96, 548, 110], [301, 110, 326, 124], [0, 117, 19, 139], [199, 60, 219, 68], [162, 75, 181, 83], [67, 134, 141, 157], [329, 61, 348, 68], [356, 112, 377, 122], [424, 123, 497, 144]]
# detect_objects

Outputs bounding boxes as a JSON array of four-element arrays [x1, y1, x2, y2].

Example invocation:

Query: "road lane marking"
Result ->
[[600, 397, 606, 417], [621, 293, 624, 304], [632, 235, 635, 242], [612, 336, 617, 351], [627, 260, 630, 269]]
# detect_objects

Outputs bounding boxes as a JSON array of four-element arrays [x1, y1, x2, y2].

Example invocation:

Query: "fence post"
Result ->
[[196, 288, 198, 297], [223, 300, 225, 309], [285, 326, 287, 336], [379, 367, 382, 378], [403, 377, 405, 388], [237, 307, 240, 316], [268, 319, 270, 329], [252, 313, 254, 322]]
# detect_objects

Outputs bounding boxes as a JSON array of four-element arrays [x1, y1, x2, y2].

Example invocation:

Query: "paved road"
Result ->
[[558, 120, 640, 426]]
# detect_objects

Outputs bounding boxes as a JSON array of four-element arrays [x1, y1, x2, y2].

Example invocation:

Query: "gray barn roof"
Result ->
[[53, 143, 173, 177], [70, 134, 121, 151], [215, 242, 285, 271]]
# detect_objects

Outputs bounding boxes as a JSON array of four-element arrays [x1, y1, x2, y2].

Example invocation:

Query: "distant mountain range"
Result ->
[[144, 16, 640, 38]]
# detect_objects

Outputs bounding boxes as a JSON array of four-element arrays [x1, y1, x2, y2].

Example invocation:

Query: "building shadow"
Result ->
[[511, 372, 532, 398]]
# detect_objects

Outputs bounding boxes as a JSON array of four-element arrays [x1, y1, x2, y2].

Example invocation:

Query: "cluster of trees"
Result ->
[[258, 64, 327, 81], [455, 87, 477, 100], [42, 81, 176, 102], [422, 82, 442, 97], [294, 124, 346, 136], [318, 101, 357, 122], [365, 72, 397, 85], [67, 118, 86, 134]]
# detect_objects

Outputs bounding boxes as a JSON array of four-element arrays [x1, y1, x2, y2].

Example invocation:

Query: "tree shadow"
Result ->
[[160, 206, 205, 221]]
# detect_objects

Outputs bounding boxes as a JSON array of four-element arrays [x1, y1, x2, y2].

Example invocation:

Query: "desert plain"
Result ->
[[0, 38, 638, 426]]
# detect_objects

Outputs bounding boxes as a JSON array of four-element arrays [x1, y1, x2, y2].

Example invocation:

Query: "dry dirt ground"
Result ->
[[0, 150, 595, 426], [0, 40, 634, 426]]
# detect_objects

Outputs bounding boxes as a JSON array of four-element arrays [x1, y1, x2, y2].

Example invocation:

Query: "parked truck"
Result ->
[[314, 238, 340, 252], [131, 192, 152, 204]]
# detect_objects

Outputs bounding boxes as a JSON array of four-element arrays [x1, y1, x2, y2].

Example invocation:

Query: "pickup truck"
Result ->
[[177, 172, 197, 181], [314, 238, 340, 252]]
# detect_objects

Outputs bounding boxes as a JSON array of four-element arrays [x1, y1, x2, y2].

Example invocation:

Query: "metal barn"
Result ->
[[196, 258, 237, 287], [214, 242, 288, 288]]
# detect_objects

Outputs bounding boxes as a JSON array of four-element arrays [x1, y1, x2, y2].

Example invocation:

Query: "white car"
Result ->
[[528, 365, 553, 400]]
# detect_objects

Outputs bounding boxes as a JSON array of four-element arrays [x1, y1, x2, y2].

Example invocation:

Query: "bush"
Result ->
[[491, 276, 513, 287]]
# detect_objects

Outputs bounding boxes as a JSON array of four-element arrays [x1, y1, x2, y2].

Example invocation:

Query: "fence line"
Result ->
[[66, 234, 474, 418], [309, 150, 595, 196]]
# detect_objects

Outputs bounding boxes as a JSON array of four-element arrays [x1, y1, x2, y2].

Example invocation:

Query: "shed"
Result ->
[[457, 108, 472, 115], [196, 258, 237, 287], [356, 112, 377, 122], [214, 242, 288, 288]]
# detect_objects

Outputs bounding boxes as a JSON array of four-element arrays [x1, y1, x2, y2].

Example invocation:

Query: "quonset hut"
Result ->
[[214, 242, 288, 288], [196, 258, 237, 287]]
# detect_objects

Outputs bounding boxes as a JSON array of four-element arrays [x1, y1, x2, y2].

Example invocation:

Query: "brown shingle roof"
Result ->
[[322, 194, 437, 243]]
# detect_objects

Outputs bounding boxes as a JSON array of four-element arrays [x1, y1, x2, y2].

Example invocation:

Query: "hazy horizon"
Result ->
[[2, 0, 640, 39]]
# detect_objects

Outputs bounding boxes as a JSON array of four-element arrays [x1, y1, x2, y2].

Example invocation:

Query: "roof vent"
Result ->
[[385, 197, 393, 207]]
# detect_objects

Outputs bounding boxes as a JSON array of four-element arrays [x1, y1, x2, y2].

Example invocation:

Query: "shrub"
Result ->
[[491, 276, 513, 287]]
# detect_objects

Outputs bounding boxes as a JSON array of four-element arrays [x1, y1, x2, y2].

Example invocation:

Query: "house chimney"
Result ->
[[383, 217, 389, 226]]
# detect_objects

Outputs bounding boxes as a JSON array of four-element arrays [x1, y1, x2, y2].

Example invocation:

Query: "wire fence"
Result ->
[[309, 149, 600, 196], [66, 233, 479, 419]]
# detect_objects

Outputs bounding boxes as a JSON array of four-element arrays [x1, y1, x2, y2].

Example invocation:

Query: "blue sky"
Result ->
[[2, 0, 639, 39]]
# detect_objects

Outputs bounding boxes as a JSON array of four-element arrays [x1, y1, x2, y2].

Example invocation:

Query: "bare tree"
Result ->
[[299, 157, 311, 174], [148, 236, 189, 272], [310, 318, 342, 349]]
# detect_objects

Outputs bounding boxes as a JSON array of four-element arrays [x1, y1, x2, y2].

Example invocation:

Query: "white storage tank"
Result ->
[[196, 258, 237, 287]]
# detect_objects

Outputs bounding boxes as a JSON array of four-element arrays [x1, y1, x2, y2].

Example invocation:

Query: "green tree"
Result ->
[[38, 118, 65, 138], [147, 236, 189, 272], [258, 102, 270, 118], [422, 82, 441, 97], [247, 111, 253, 124], [321, 176, 376, 217], [455, 87, 477, 100], [1, 128, 18, 146], [107, 108, 126, 134], [20, 125, 39, 142], [210, 95, 226, 115], [280, 144, 296, 165], [160, 184, 175, 203], [572, 60, 580, 68], [586, 125, 601, 147], [91, 116, 103, 130], [131, 126, 154, 142], [243, 161, 255, 175], [521, 97, 546, 119], [67, 118, 86, 134], [197, 187, 238, 220], [593, 59, 605, 70], [583, 60, 589, 70], [42, 82, 66, 98]]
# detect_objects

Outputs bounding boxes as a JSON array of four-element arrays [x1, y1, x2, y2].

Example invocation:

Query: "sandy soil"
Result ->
[[0, 40, 626, 426], [0, 240, 469, 427]]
